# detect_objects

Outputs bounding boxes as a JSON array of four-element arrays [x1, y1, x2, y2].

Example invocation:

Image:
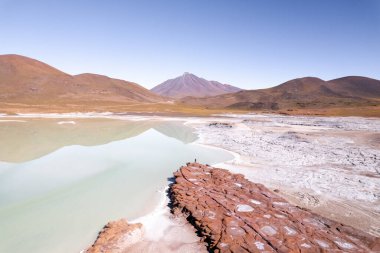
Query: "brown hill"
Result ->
[[151, 72, 242, 98], [328, 76, 380, 98], [0, 54, 163, 105], [1, 54, 379, 116], [180, 76, 380, 111]]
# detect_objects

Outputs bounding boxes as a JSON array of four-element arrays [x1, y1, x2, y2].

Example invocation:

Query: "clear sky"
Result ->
[[0, 0, 379, 89]]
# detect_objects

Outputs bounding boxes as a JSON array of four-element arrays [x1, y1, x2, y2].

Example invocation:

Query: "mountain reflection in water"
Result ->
[[0, 118, 198, 163]]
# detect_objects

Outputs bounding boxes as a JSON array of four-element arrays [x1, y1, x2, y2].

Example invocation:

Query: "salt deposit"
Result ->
[[190, 113, 380, 236]]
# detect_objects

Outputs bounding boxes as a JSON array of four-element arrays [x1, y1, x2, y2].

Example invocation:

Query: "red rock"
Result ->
[[86, 219, 143, 253], [169, 163, 380, 252]]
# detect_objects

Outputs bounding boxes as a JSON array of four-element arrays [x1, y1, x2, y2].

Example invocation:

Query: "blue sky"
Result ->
[[0, 0, 379, 89]]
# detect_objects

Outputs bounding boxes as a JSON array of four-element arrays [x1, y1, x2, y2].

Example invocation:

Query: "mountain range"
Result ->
[[180, 76, 380, 111], [0, 54, 379, 116], [151, 72, 242, 98], [0, 54, 163, 105]]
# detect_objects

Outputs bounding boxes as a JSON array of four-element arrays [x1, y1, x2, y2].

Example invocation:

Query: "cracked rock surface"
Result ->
[[170, 163, 380, 253]]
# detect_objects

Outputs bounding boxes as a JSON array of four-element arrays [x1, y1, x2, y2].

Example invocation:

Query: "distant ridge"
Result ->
[[180, 76, 380, 110], [151, 72, 242, 98], [0, 54, 163, 105], [1, 54, 379, 116]]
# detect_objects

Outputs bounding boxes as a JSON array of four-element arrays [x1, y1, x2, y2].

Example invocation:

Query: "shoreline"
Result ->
[[2, 113, 377, 251], [2, 111, 380, 120], [83, 185, 207, 253], [81, 124, 239, 252], [79, 118, 237, 252]]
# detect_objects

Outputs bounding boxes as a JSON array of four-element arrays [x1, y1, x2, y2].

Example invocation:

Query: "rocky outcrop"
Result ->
[[86, 219, 143, 253], [169, 163, 380, 252]]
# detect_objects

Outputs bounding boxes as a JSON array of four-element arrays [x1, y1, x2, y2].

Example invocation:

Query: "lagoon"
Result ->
[[0, 118, 233, 253]]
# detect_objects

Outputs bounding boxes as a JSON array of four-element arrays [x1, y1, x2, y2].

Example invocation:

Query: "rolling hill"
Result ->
[[151, 72, 242, 98], [1, 54, 379, 116], [180, 76, 380, 111], [0, 54, 163, 105]]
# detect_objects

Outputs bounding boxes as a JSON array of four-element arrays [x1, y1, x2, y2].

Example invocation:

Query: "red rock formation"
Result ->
[[170, 163, 380, 252], [86, 219, 143, 253]]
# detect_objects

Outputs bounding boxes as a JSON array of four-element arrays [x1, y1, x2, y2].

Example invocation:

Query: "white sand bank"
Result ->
[[188, 114, 380, 236], [117, 187, 207, 253]]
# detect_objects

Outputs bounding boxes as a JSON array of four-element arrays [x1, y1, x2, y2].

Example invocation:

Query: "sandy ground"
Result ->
[[186, 114, 380, 237]]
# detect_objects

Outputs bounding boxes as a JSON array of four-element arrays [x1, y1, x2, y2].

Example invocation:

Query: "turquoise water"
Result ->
[[0, 118, 233, 253]]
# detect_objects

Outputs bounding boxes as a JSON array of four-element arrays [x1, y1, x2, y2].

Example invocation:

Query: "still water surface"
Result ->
[[0, 118, 232, 253]]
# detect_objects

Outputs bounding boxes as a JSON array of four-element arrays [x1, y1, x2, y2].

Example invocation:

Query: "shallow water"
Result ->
[[0, 118, 233, 253]]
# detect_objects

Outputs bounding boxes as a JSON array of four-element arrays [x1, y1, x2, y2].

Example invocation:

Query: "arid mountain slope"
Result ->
[[151, 72, 241, 98], [0, 54, 163, 104], [328, 76, 380, 98], [1, 55, 379, 116], [180, 76, 380, 110]]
